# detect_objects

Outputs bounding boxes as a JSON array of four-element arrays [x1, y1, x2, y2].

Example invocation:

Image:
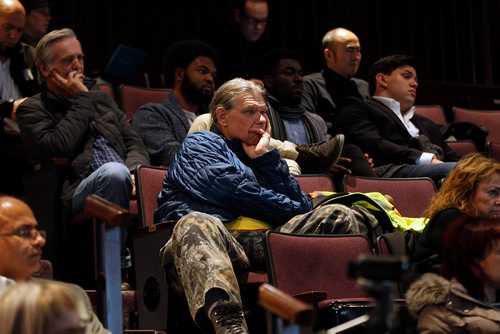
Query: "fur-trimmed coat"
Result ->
[[406, 273, 500, 333]]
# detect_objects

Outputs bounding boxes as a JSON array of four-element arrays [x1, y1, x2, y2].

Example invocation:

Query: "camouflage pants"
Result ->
[[160, 204, 361, 320]]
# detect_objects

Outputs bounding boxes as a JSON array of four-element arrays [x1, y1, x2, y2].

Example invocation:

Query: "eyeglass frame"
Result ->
[[241, 13, 268, 26], [0, 227, 47, 241]]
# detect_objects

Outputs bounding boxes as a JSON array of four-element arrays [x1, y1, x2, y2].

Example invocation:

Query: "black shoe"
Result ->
[[208, 300, 249, 334], [295, 134, 345, 173]]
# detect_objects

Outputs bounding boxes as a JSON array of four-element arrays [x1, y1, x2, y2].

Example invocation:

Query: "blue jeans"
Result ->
[[72, 162, 132, 213], [71, 162, 133, 268], [393, 162, 457, 183]]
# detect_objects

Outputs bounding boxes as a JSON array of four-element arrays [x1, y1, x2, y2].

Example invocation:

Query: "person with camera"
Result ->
[[406, 216, 500, 333]]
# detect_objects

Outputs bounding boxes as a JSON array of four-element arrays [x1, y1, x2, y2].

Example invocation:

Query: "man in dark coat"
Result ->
[[332, 54, 459, 182]]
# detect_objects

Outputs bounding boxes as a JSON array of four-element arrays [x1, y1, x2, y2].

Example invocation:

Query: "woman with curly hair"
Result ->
[[406, 216, 500, 333], [413, 153, 500, 270]]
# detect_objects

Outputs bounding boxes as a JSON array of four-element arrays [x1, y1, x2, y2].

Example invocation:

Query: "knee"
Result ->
[[97, 162, 132, 186], [173, 212, 223, 238]]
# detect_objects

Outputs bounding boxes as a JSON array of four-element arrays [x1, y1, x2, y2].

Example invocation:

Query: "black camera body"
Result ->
[[348, 254, 410, 281]]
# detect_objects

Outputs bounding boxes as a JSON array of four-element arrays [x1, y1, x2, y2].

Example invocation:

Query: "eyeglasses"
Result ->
[[0, 228, 46, 241], [242, 14, 268, 26]]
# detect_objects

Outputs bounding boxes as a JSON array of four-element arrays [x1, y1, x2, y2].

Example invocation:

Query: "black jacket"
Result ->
[[0, 42, 39, 120], [332, 97, 460, 166], [16, 80, 150, 205]]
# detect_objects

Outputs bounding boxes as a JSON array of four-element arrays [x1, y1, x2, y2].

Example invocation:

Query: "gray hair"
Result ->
[[209, 78, 265, 124], [35, 28, 78, 82]]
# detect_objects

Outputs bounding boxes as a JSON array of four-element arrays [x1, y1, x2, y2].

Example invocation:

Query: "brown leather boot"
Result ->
[[295, 134, 345, 173]]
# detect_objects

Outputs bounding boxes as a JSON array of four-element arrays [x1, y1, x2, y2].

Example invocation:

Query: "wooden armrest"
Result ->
[[293, 291, 328, 303], [82, 194, 132, 227], [258, 283, 315, 326]]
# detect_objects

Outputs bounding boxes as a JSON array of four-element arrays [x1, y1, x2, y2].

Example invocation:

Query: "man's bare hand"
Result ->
[[243, 128, 270, 159], [50, 70, 88, 97], [328, 157, 352, 175], [364, 153, 375, 168]]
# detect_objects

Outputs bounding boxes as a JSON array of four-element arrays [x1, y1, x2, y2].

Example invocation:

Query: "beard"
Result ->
[[181, 74, 213, 106]]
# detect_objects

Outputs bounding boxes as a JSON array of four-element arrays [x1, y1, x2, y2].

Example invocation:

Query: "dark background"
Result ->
[[49, 0, 500, 111]]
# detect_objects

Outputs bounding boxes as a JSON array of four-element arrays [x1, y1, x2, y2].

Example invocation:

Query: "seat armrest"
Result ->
[[258, 283, 315, 326], [81, 194, 132, 227], [293, 291, 328, 303]]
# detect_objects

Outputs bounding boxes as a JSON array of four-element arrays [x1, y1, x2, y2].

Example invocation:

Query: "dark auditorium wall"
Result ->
[[50, 0, 500, 108]]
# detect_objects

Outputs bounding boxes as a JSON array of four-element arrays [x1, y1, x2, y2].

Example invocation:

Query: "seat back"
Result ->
[[415, 105, 447, 126], [120, 84, 171, 120], [446, 140, 479, 156], [265, 231, 371, 299], [295, 174, 335, 193], [343, 175, 437, 218], [135, 165, 168, 227], [452, 106, 500, 143], [96, 83, 116, 102], [489, 141, 500, 161]]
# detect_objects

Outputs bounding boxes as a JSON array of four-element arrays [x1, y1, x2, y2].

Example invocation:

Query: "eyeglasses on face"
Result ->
[[0, 227, 46, 241], [242, 14, 268, 26]]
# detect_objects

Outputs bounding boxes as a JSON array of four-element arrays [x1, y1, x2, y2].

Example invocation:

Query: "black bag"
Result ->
[[441, 121, 488, 151]]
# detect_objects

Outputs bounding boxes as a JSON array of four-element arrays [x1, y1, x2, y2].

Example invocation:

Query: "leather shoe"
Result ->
[[295, 134, 345, 173], [208, 300, 249, 334]]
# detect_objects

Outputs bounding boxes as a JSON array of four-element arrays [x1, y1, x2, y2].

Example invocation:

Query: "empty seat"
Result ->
[[452, 106, 500, 143], [120, 85, 171, 120], [265, 231, 374, 329], [295, 174, 335, 193], [488, 141, 500, 161], [415, 105, 447, 126], [446, 140, 479, 156]]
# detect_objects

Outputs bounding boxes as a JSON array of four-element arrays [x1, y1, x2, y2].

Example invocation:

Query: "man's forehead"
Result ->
[[191, 56, 216, 70], [237, 92, 265, 107], [397, 65, 417, 74], [0, 199, 37, 230]]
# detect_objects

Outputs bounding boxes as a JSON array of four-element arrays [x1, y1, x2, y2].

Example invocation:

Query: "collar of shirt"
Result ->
[[0, 275, 16, 293], [373, 96, 419, 137]]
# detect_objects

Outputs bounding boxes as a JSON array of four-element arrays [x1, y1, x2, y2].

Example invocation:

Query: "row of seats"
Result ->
[[100, 84, 500, 158], [415, 105, 500, 155], [132, 165, 434, 332]]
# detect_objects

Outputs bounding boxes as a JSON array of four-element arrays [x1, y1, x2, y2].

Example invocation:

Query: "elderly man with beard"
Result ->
[[132, 39, 218, 166]]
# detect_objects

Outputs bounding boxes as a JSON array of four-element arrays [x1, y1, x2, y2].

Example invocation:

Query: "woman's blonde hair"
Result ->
[[0, 281, 84, 334], [424, 153, 500, 218]]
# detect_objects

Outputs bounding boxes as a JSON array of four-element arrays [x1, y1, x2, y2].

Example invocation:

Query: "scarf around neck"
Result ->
[[267, 95, 323, 143]]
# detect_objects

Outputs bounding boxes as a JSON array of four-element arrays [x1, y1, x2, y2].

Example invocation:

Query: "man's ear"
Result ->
[[175, 67, 184, 81], [173, 67, 184, 87], [262, 74, 273, 89], [324, 48, 334, 63], [375, 73, 388, 89], [39, 64, 51, 79], [216, 107, 228, 127], [233, 8, 242, 24]]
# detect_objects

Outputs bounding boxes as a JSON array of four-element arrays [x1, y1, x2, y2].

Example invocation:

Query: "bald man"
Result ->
[[0, 0, 39, 196], [301, 27, 370, 132], [0, 196, 110, 334]]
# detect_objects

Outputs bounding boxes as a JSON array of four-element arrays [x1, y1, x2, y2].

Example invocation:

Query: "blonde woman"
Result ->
[[413, 153, 500, 271], [0, 281, 89, 334]]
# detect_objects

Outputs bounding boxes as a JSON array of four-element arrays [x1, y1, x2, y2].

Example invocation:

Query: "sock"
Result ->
[[204, 288, 230, 316]]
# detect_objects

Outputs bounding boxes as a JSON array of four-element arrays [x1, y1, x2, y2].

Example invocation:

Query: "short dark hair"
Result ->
[[257, 48, 302, 78], [441, 216, 500, 300], [163, 39, 219, 87], [368, 54, 421, 94]]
